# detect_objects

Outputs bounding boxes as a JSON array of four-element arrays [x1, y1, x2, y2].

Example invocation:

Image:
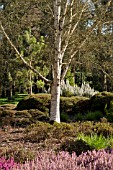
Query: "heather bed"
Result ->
[[1, 150, 113, 170], [1, 121, 113, 170], [1, 92, 113, 169]]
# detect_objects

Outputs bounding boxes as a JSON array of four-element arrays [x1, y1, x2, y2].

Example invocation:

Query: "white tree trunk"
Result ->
[[50, 68, 61, 123], [50, 0, 62, 123]]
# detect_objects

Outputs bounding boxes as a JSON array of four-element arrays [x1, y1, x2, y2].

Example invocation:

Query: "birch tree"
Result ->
[[1, 0, 112, 122]]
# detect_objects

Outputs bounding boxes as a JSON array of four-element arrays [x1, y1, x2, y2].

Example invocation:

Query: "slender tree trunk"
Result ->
[[29, 70, 32, 95], [103, 73, 107, 91], [7, 81, 13, 100], [50, 0, 62, 123], [34, 76, 38, 94], [29, 60, 33, 95], [50, 71, 61, 123]]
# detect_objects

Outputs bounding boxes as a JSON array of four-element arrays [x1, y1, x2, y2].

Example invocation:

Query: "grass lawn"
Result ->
[[0, 94, 28, 105]]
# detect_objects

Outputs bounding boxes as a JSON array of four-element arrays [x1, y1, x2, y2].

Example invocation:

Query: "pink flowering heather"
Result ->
[[11, 149, 113, 170], [0, 157, 18, 170]]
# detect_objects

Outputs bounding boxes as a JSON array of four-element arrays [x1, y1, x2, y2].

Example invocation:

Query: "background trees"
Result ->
[[0, 0, 113, 122]]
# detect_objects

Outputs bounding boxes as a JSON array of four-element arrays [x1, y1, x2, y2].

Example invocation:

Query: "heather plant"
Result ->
[[94, 121, 113, 137], [0, 157, 17, 170], [9, 150, 113, 170], [24, 121, 113, 145], [61, 80, 98, 97], [24, 121, 52, 143], [60, 138, 92, 155]]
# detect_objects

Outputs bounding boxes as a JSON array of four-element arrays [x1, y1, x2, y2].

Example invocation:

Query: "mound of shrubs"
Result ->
[[1, 92, 113, 126], [16, 92, 113, 122], [23, 121, 113, 155]]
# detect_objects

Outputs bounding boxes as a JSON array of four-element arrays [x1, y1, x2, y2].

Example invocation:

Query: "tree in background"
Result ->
[[0, 0, 113, 122]]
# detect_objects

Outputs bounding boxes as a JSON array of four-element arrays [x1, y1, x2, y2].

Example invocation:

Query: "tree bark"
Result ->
[[50, 0, 62, 123]]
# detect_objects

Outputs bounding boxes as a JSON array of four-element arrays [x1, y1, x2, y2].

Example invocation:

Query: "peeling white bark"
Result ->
[[50, 0, 62, 123]]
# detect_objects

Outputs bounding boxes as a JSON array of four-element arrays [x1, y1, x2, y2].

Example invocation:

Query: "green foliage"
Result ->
[[65, 68, 75, 86], [36, 80, 45, 89], [74, 121, 95, 135], [24, 122, 76, 143], [8, 72, 13, 82], [77, 133, 111, 150], [74, 113, 83, 121], [18, 29, 46, 56], [85, 111, 103, 121], [17, 94, 89, 121], [73, 92, 113, 122], [60, 96, 88, 116], [60, 113, 70, 122], [2, 93, 113, 128], [61, 88, 73, 97], [29, 109, 49, 122], [24, 121, 113, 146]]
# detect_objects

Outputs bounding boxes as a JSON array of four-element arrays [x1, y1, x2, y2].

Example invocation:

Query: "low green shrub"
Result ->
[[85, 111, 103, 121], [74, 111, 103, 121], [12, 110, 32, 127], [0, 103, 49, 127], [77, 133, 111, 150], [74, 113, 83, 121]]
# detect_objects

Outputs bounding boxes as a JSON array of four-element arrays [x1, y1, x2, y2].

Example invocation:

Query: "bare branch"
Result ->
[[61, 2, 87, 60], [60, 1, 68, 30], [70, 4, 87, 36], [61, 0, 74, 58], [1, 24, 51, 83], [61, 20, 101, 82]]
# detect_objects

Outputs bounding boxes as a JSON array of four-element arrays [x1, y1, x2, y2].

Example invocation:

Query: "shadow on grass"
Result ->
[[0, 94, 28, 105]]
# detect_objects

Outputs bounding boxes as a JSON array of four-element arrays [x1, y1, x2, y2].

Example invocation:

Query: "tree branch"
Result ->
[[61, 2, 87, 59], [1, 24, 51, 83], [61, 20, 101, 82]]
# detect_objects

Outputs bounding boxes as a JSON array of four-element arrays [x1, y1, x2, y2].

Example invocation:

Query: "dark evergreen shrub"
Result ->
[[90, 92, 113, 112], [61, 138, 92, 155], [16, 94, 51, 111], [73, 99, 90, 114]]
